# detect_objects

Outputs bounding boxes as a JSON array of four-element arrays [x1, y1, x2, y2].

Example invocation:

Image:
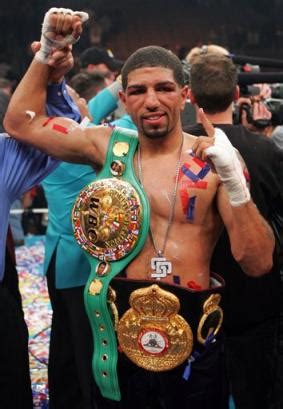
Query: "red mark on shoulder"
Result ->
[[52, 123, 69, 134], [42, 117, 54, 127]]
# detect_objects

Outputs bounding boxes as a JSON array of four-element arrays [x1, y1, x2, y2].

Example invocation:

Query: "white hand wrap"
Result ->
[[205, 128, 251, 206], [35, 7, 89, 64]]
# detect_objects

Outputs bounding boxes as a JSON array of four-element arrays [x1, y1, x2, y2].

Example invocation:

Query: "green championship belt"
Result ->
[[72, 127, 150, 401]]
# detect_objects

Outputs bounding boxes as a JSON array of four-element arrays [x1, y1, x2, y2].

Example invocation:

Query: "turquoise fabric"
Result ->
[[229, 396, 235, 409], [88, 85, 137, 130], [88, 88, 118, 125], [42, 163, 95, 288], [42, 80, 96, 289]]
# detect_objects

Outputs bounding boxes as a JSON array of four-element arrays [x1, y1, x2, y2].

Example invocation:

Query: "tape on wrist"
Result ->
[[205, 128, 251, 207], [35, 7, 89, 64]]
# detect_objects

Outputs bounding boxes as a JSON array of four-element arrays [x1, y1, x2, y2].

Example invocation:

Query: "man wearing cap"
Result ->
[[79, 46, 124, 85]]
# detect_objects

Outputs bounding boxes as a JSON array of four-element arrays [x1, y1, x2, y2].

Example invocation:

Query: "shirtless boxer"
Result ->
[[4, 8, 274, 409]]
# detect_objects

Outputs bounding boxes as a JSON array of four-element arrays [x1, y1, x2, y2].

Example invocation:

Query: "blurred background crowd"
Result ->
[[1, 0, 283, 82]]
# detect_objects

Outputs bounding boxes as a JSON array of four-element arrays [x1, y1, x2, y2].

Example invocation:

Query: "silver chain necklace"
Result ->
[[137, 135, 184, 280]]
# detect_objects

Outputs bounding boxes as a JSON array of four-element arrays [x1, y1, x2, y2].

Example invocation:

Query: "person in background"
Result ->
[[186, 44, 230, 66], [0, 46, 78, 408], [79, 45, 126, 121], [185, 52, 283, 409], [87, 74, 136, 129], [79, 46, 124, 86], [69, 71, 106, 102]]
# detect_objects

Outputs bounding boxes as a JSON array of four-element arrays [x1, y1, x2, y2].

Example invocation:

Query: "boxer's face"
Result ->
[[120, 66, 187, 139]]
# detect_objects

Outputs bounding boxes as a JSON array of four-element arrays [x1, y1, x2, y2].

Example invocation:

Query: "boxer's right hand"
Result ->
[[35, 7, 89, 64]]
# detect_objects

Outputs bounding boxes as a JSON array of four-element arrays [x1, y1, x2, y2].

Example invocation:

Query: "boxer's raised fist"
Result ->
[[35, 7, 89, 64]]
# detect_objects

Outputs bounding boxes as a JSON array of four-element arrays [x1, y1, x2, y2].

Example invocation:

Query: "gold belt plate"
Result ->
[[72, 178, 142, 261], [117, 285, 193, 371]]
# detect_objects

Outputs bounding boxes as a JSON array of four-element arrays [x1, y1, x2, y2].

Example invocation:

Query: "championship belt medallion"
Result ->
[[117, 284, 193, 371], [72, 177, 142, 260]]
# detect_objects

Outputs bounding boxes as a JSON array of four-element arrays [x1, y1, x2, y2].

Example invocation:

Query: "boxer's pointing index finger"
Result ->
[[198, 108, 215, 138]]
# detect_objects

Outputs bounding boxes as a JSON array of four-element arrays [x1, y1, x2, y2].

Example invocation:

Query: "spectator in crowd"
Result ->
[[186, 44, 229, 66], [86, 74, 136, 129], [79, 46, 124, 85], [185, 52, 283, 409], [69, 71, 106, 102], [79, 46, 126, 121]]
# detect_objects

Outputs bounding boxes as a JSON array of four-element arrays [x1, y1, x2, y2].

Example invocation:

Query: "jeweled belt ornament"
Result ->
[[117, 284, 193, 370], [72, 128, 150, 401], [72, 178, 142, 260]]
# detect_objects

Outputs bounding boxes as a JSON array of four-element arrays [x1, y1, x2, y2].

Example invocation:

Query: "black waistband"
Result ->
[[111, 273, 225, 343]]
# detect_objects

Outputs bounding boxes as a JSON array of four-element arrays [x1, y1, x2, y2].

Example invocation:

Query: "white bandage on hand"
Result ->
[[35, 7, 89, 64], [205, 128, 251, 206]]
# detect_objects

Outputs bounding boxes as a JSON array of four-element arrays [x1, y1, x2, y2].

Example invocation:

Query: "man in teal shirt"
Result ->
[[42, 77, 136, 408]]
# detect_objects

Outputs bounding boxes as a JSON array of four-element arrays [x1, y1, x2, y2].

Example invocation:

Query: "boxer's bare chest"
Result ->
[[127, 144, 221, 286]]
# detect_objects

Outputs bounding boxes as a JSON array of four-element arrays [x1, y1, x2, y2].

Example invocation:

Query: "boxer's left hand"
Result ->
[[192, 108, 251, 206]]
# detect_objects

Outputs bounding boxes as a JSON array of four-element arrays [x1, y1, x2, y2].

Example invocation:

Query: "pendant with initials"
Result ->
[[150, 256, 172, 280]]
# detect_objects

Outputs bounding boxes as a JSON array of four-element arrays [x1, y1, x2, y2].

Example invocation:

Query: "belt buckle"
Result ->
[[117, 284, 193, 371]]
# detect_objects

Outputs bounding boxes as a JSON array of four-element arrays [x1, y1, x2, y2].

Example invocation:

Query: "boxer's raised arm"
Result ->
[[4, 8, 111, 165]]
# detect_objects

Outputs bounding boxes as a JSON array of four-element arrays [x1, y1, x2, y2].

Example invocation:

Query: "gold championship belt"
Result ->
[[72, 130, 152, 402], [117, 284, 193, 371], [72, 178, 142, 261]]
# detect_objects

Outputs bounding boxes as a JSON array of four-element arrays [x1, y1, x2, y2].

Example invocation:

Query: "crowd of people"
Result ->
[[0, 7, 282, 409]]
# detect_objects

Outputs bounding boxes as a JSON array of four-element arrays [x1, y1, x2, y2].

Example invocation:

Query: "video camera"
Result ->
[[231, 54, 283, 127]]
